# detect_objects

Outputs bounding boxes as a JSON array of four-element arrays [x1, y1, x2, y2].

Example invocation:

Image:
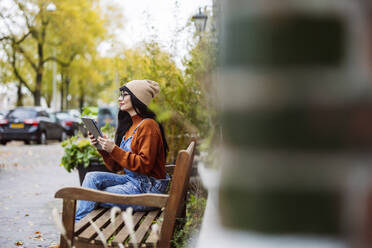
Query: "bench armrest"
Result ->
[[55, 187, 169, 208]]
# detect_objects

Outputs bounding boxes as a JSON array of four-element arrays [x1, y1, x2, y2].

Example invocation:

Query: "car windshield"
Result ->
[[56, 112, 71, 120], [7, 109, 37, 119]]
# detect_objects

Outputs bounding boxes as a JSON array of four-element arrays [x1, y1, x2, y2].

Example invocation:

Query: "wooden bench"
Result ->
[[55, 141, 195, 248]]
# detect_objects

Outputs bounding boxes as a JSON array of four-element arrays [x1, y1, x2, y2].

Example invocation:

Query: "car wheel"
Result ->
[[0, 140, 7, 145], [38, 132, 47, 145], [24, 140, 30, 145], [60, 131, 67, 141]]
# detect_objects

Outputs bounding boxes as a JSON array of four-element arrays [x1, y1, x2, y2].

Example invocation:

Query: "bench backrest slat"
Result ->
[[159, 141, 195, 247]]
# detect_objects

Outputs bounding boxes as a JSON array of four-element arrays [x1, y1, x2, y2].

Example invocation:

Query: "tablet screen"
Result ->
[[81, 117, 103, 149]]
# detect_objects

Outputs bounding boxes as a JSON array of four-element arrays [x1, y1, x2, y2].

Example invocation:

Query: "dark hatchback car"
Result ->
[[52, 111, 82, 137], [0, 107, 66, 145]]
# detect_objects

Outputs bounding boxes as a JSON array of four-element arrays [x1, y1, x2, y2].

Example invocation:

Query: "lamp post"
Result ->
[[192, 7, 208, 32], [46, 3, 57, 111]]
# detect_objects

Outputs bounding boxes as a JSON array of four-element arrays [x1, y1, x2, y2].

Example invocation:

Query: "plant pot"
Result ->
[[77, 158, 112, 185]]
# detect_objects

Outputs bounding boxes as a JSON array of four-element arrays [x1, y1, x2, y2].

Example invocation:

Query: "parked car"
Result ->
[[67, 109, 81, 119], [0, 107, 66, 145], [97, 107, 118, 129], [66, 109, 88, 137], [52, 111, 82, 137]]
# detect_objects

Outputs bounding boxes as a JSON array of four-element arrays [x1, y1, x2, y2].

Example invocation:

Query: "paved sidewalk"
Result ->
[[0, 141, 79, 248]]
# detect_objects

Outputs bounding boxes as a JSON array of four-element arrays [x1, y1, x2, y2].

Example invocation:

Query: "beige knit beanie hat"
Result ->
[[124, 80, 160, 106]]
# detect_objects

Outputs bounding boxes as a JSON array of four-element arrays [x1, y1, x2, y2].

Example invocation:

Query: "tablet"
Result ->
[[81, 117, 103, 150]]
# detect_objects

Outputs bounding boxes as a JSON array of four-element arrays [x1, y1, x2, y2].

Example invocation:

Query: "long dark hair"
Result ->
[[115, 86, 169, 159]]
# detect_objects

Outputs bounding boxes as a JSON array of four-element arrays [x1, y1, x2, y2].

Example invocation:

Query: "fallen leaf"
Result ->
[[15, 241, 23, 246], [25, 214, 29, 217], [32, 234, 42, 240], [35, 231, 41, 234]]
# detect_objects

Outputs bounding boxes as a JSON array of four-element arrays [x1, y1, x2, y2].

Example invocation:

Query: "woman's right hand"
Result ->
[[88, 131, 98, 146]]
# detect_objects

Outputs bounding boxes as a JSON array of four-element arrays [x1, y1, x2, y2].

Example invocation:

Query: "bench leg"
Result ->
[[60, 199, 76, 248]]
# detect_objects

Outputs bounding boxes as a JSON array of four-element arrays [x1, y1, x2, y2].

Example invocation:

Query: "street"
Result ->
[[0, 141, 79, 248]]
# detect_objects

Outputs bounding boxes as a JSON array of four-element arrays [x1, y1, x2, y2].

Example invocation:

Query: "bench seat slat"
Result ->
[[75, 209, 107, 235], [95, 211, 124, 242], [145, 211, 164, 245], [79, 209, 111, 240], [112, 212, 145, 244], [130, 210, 160, 245]]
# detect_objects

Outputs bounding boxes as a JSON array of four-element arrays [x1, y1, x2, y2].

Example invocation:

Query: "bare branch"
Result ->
[[16, 31, 31, 44], [8, 45, 33, 93], [0, 36, 11, 42], [43, 53, 78, 67], [13, 0, 33, 32], [15, 44, 37, 71]]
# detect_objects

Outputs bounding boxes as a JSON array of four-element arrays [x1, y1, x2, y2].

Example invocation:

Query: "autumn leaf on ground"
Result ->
[[31, 231, 43, 241], [15, 241, 23, 246], [32, 234, 43, 240]]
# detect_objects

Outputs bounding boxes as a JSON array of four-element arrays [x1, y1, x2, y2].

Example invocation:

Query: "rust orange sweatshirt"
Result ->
[[98, 115, 166, 179]]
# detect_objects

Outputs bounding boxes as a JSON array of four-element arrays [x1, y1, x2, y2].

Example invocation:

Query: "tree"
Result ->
[[0, 0, 106, 106], [67, 54, 107, 110], [183, 29, 217, 138]]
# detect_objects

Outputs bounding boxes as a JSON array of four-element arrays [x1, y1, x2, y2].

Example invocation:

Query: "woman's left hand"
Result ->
[[97, 136, 116, 153]]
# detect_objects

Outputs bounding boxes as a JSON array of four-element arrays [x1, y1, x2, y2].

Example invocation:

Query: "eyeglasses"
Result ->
[[119, 92, 130, 100]]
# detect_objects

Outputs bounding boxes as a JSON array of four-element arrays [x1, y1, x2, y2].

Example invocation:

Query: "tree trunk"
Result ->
[[79, 94, 85, 111], [33, 88, 41, 106], [78, 80, 85, 111], [34, 72, 42, 106], [66, 76, 71, 110], [60, 74, 65, 111], [34, 42, 44, 106], [16, 81, 23, 106]]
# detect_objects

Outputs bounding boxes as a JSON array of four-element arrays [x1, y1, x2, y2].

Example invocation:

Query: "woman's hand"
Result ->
[[98, 135, 116, 153], [87, 131, 98, 146]]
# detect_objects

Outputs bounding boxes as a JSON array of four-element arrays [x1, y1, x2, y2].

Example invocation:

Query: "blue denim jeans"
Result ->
[[75, 171, 169, 222]]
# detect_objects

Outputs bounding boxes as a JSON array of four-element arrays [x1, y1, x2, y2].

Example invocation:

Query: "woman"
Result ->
[[75, 79, 169, 222]]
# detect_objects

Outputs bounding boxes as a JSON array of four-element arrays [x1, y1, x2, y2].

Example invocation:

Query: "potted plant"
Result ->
[[60, 106, 117, 185], [60, 136, 112, 185]]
